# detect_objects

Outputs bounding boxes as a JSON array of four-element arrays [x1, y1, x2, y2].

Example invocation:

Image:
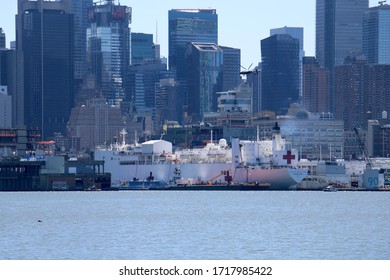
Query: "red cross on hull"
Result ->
[[283, 150, 296, 164]]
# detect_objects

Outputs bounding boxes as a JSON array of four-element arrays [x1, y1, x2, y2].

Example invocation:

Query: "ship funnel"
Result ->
[[272, 122, 282, 151], [231, 138, 241, 167]]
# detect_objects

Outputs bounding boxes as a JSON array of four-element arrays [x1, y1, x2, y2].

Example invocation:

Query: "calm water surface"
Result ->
[[0, 191, 389, 260]]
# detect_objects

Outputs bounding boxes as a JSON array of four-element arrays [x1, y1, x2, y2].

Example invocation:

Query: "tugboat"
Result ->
[[115, 172, 163, 190]]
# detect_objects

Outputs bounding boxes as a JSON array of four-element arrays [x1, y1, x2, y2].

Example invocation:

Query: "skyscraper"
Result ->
[[87, 1, 131, 107], [302, 57, 329, 113], [169, 9, 218, 74], [334, 54, 390, 130], [72, 0, 93, 82], [124, 61, 174, 131], [220, 46, 241, 92], [363, 4, 390, 64], [261, 34, 299, 115], [168, 9, 218, 121], [247, 64, 262, 115], [186, 43, 223, 122], [270, 27, 304, 98], [0, 48, 16, 102], [0, 86, 12, 128], [131, 33, 154, 65], [316, 0, 369, 112], [16, 0, 74, 139], [0, 31, 17, 127], [155, 78, 178, 128], [0, 28, 5, 49]]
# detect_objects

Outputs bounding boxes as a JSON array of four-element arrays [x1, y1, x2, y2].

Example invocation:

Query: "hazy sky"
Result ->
[[0, 0, 379, 68]]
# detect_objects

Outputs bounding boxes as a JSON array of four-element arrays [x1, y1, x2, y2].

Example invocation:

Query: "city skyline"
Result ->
[[0, 0, 379, 68]]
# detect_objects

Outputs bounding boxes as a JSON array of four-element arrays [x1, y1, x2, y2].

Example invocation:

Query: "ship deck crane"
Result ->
[[354, 128, 373, 169], [207, 170, 232, 185]]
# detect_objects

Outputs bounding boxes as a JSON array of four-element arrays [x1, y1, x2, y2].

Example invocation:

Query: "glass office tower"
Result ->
[[72, 0, 93, 82], [186, 43, 223, 122], [220, 46, 241, 92], [270, 27, 304, 98], [168, 9, 218, 74], [168, 9, 218, 122], [131, 33, 154, 65], [16, 0, 74, 139], [363, 4, 390, 64], [261, 34, 300, 115], [87, 1, 131, 107]]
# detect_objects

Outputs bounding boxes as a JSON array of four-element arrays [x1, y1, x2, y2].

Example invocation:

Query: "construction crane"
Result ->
[[354, 128, 373, 169]]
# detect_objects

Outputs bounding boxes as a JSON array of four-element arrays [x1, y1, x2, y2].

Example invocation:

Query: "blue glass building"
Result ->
[[220, 46, 241, 92], [186, 43, 223, 122], [87, 1, 131, 107], [168, 9, 218, 74], [16, 0, 74, 139], [270, 27, 304, 98], [124, 62, 174, 130], [131, 33, 154, 65], [168, 9, 218, 122], [72, 0, 93, 82], [261, 34, 299, 115], [363, 4, 390, 64]]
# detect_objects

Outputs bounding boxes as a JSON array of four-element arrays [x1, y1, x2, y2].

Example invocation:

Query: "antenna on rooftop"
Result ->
[[379, 0, 387, 5], [156, 21, 159, 44]]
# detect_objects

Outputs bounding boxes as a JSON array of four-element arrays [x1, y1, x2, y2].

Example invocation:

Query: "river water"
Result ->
[[0, 191, 389, 260]]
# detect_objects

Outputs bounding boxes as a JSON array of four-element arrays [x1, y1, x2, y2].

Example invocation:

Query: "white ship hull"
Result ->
[[95, 123, 308, 190], [98, 158, 307, 190]]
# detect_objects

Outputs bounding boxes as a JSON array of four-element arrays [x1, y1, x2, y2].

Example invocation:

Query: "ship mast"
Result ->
[[120, 129, 127, 146]]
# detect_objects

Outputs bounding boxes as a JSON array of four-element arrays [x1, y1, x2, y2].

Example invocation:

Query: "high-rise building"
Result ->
[[86, 1, 131, 107], [124, 62, 174, 132], [302, 56, 329, 113], [72, 0, 93, 82], [0, 86, 12, 128], [1, 35, 17, 127], [363, 4, 390, 64], [0, 28, 5, 49], [168, 9, 218, 74], [0, 49, 8, 86], [316, 0, 369, 112], [155, 78, 179, 130], [261, 34, 300, 115], [153, 44, 161, 61], [168, 9, 218, 120], [131, 33, 154, 65], [334, 55, 369, 131], [0, 47, 17, 128], [186, 43, 223, 122], [270, 27, 304, 98], [334, 54, 390, 130], [246, 64, 262, 115], [220, 46, 241, 92], [16, 0, 74, 139]]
